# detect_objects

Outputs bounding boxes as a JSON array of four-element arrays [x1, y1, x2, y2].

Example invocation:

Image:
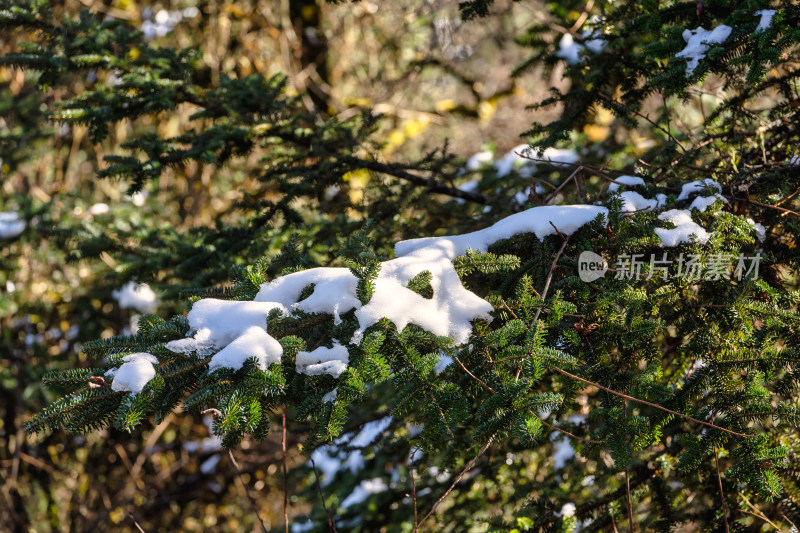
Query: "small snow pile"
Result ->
[[754, 10, 776, 33], [465, 151, 493, 172], [88, 203, 109, 216], [296, 342, 349, 377], [619, 191, 658, 213], [555, 24, 606, 65], [321, 388, 338, 403], [607, 175, 645, 193], [112, 282, 158, 314], [747, 218, 767, 242], [341, 478, 388, 508], [433, 352, 454, 374], [0, 212, 25, 239], [165, 299, 286, 370], [107, 353, 158, 394], [689, 194, 727, 212], [674, 25, 732, 76], [677, 178, 722, 200], [655, 209, 711, 247]]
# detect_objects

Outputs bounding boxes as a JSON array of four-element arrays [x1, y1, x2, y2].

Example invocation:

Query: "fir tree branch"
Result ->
[[550, 367, 757, 439], [357, 160, 489, 204]]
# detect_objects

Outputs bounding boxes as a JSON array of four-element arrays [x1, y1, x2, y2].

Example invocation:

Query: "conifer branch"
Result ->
[[550, 367, 757, 439]]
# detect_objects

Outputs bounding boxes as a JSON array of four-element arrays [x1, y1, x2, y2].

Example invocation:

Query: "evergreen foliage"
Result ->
[[5, 0, 800, 531]]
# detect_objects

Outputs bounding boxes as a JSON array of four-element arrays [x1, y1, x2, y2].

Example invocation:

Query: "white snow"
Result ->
[[340, 478, 388, 508], [208, 325, 283, 371], [494, 144, 532, 177], [110, 352, 158, 394], [619, 191, 658, 213], [296, 342, 349, 377], [551, 434, 575, 470], [607, 175, 645, 192], [747, 218, 766, 242], [675, 26, 732, 76], [655, 209, 711, 246], [310, 417, 393, 485], [255, 268, 360, 325], [199, 454, 221, 474], [556, 502, 577, 517], [167, 204, 609, 372], [166, 299, 286, 357], [556, 28, 606, 65], [0, 212, 25, 239], [434, 353, 454, 374], [689, 194, 727, 212], [465, 151, 493, 171], [183, 415, 223, 453], [112, 282, 158, 314], [754, 10, 776, 33], [322, 388, 338, 403], [88, 203, 110, 215], [677, 179, 722, 200]]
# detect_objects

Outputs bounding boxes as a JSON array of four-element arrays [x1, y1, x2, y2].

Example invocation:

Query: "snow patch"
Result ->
[[607, 175, 645, 192], [689, 194, 727, 212], [297, 342, 349, 377], [0, 212, 25, 239], [655, 209, 711, 246], [754, 10, 776, 33], [110, 352, 158, 394], [113, 282, 158, 314], [677, 179, 722, 201], [675, 26, 732, 76]]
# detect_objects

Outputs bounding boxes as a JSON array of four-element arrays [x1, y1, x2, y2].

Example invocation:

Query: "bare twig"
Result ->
[[739, 493, 783, 530], [129, 512, 147, 533], [550, 367, 757, 439], [714, 446, 730, 533], [415, 435, 495, 530], [723, 194, 800, 219], [411, 466, 419, 530], [536, 413, 602, 444], [228, 450, 269, 533], [625, 469, 635, 533], [282, 411, 289, 533], [454, 357, 496, 394], [310, 456, 338, 533]]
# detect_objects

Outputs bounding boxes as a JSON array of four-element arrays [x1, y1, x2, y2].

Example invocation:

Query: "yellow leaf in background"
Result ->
[[595, 107, 614, 126], [387, 129, 406, 148], [127, 47, 140, 61], [404, 117, 430, 139], [435, 99, 457, 112], [343, 169, 370, 204], [344, 97, 372, 107], [478, 100, 497, 122], [584, 123, 609, 142]]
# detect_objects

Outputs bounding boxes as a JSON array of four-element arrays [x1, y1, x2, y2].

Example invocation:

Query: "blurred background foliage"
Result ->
[[0, 1, 562, 531]]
